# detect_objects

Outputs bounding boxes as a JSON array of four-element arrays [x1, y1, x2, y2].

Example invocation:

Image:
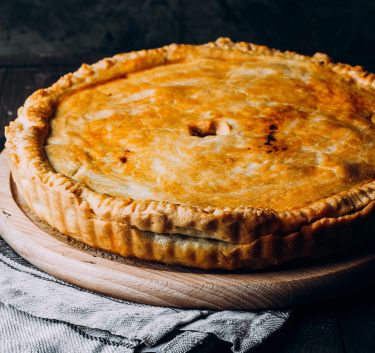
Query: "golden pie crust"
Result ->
[[5, 38, 375, 269]]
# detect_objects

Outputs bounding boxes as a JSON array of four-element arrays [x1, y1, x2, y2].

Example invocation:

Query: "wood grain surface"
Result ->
[[1, 151, 374, 310]]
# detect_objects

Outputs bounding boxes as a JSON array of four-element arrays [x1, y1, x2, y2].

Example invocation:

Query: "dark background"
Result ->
[[1, 0, 375, 71]]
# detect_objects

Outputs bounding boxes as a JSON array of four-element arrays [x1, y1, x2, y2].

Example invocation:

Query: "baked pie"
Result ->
[[5, 38, 375, 269]]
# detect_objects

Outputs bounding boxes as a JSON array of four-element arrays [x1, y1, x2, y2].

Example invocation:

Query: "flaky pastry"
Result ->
[[5, 38, 375, 269]]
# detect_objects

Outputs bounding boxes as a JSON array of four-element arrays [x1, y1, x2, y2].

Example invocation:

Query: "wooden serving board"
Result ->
[[0, 151, 374, 310]]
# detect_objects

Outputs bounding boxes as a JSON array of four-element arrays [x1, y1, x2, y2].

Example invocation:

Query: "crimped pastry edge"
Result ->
[[9, 160, 375, 270], [5, 37, 375, 251]]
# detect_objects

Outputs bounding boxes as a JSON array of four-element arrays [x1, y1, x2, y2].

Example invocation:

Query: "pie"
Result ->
[[5, 38, 375, 270]]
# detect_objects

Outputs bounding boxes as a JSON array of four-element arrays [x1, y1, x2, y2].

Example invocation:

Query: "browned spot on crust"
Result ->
[[269, 124, 278, 130], [118, 149, 132, 163], [264, 134, 277, 146]]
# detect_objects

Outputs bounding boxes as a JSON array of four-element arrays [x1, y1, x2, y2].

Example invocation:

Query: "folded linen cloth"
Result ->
[[0, 236, 290, 353]]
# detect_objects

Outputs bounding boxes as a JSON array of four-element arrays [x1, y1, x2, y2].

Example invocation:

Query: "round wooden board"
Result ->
[[1, 151, 375, 310]]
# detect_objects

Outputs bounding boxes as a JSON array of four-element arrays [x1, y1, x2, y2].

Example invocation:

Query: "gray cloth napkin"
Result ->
[[0, 237, 290, 353]]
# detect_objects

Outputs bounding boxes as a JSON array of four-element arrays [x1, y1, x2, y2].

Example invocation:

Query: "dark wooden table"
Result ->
[[1, 64, 374, 353]]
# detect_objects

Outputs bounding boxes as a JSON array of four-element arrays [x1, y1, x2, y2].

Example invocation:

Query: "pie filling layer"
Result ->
[[45, 54, 375, 211]]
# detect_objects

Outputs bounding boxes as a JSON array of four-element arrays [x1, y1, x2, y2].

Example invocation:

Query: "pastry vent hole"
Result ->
[[188, 120, 231, 137]]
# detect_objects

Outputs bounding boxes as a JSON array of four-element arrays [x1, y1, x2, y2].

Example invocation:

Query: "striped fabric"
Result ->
[[0, 237, 290, 353]]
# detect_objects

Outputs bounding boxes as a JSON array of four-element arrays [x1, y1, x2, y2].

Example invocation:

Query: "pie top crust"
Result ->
[[6, 38, 375, 246]]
